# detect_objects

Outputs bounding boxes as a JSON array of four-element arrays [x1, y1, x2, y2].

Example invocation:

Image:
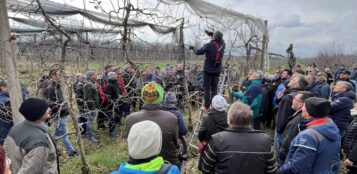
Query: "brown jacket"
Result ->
[[123, 104, 179, 165], [4, 120, 59, 174]]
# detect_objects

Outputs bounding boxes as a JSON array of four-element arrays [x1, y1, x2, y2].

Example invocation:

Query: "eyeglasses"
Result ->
[[6, 157, 11, 166]]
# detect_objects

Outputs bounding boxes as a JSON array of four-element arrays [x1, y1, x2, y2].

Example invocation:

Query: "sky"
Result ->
[[9, 0, 357, 58], [209, 0, 357, 58]]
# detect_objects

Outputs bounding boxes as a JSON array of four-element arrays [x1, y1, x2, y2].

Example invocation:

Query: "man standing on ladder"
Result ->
[[189, 30, 225, 112]]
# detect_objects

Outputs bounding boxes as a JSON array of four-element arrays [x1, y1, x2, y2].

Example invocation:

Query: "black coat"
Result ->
[[83, 80, 100, 110], [279, 110, 303, 162], [198, 110, 228, 142], [105, 79, 121, 103], [343, 118, 357, 163], [43, 82, 68, 117]]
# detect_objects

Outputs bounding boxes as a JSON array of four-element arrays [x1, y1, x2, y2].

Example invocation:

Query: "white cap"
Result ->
[[211, 95, 228, 112]]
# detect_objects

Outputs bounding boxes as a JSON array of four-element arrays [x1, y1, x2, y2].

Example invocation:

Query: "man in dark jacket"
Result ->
[[324, 67, 334, 85], [105, 72, 122, 138], [5, 98, 59, 173], [278, 91, 314, 164], [123, 82, 180, 166], [343, 117, 357, 174], [339, 70, 356, 91], [83, 70, 100, 143], [0, 79, 12, 145], [280, 97, 340, 174], [199, 101, 277, 174], [189, 31, 225, 111], [330, 81, 356, 137], [43, 69, 77, 156], [316, 72, 330, 99], [274, 74, 308, 165], [335, 65, 345, 82]]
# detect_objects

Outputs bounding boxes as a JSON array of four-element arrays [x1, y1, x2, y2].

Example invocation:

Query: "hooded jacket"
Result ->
[[317, 81, 330, 99], [193, 40, 225, 74], [330, 90, 356, 133], [280, 118, 340, 174], [343, 118, 357, 163], [162, 103, 188, 136], [198, 109, 228, 142]]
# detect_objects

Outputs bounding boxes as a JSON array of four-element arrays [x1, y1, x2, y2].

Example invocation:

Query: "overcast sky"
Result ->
[[208, 0, 357, 57]]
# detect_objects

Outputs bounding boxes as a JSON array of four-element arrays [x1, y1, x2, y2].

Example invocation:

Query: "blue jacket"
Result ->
[[330, 91, 356, 133], [162, 103, 188, 136], [193, 40, 225, 74], [335, 69, 343, 81], [317, 81, 330, 99], [280, 118, 340, 174], [307, 83, 320, 97], [111, 159, 180, 174]]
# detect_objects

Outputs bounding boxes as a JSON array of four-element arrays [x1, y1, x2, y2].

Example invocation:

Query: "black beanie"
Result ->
[[304, 97, 331, 118], [19, 98, 49, 121], [213, 31, 223, 42]]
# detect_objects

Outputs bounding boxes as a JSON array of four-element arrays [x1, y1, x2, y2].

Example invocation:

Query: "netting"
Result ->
[[7, 0, 177, 35], [159, 0, 268, 35]]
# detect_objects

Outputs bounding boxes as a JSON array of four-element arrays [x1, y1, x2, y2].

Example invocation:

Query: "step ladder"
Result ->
[[187, 69, 228, 151]]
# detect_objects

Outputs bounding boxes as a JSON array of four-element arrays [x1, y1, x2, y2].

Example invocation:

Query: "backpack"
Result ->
[[212, 41, 224, 67], [157, 163, 172, 174]]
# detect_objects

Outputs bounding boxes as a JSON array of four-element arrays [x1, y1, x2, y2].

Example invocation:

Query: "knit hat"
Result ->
[[213, 31, 223, 42], [85, 70, 96, 79], [107, 72, 116, 79], [317, 72, 327, 80], [128, 120, 162, 160], [19, 98, 49, 121], [341, 70, 351, 75], [141, 81, 164, 104], [304, 97, 331, 118], [165, 92, 177, 104], [211, 95, 228, 112]]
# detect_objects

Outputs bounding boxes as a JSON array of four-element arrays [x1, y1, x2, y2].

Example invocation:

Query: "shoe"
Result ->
[[68, 151, 79, 157], [88, 137, 99, 144]]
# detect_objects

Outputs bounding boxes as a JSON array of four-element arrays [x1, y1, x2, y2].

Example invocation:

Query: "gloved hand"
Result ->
[[189, 46, 194, 50]]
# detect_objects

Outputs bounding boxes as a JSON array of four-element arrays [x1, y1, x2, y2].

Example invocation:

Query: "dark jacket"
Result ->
[[83, 80, 100, 110], [121, 70, 136, 94], [280, 118, 340, 174], [198, 109, 228, 142], [162, 103, 188, 136], [199, 127, 277, 174], [279, 110, 303, 162], [0, 92, 13, 145], [330, 91, 356, 133], [275, 88, 304, 133], [123, 104, 179, 165], [343, 118, 357, 163], [193, 40, 225, 74], [43, 82, 68, 117], [105, 79, 122, 103], [4, 120, 59, 174], [317, 81, 330, 99], [307, 83, 319, 97]]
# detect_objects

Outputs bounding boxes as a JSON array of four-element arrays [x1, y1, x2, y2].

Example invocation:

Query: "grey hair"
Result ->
[[336, 81, 353, 91], [228, 102, 253, 127], [254, 70, 264, 79], [85, 70, 96, 79]]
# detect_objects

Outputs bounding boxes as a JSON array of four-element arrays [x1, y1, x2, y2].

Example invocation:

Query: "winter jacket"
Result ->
[[162, 103, 188, 136], [275, 88, 304, 133], [192, 40, 225, 74], [105, 79, 122, 103], [4, 120, 59, 174], [0, 92, 13, 145], [279, 110, 303, 163], [280, 118, 340, 174], [343, 118, 357, 163], [43, 82, 68, 117], [197, 109, 228, 142], [232, 79, 263, 119], [111, 156, 180, 174], [199, 127, 277, 174], [335, 69, 344, 81], [307, 83, 320, 97], [83, 80, 100, 110], [330, 91, 356, 134], [124, 104, 180, 165], [317, 81, 330, 99]]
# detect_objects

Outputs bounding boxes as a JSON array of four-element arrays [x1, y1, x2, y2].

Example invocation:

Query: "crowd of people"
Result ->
[[0, 29, 357, 174]]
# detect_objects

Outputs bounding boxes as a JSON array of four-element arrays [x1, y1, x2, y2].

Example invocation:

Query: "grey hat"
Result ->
[[212, 95, 228, 112], [85, 70, 96, 79], [165, 92, 177, 103], [107, 72, 116, 79], [0, 78, 6, 87]]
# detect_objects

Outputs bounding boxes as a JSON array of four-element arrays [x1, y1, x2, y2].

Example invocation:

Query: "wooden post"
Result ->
[[260, 20, 268, 71], [0, 0, 24, 123]]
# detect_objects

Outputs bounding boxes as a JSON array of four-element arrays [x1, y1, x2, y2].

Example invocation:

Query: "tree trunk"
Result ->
[[0, 0, 24, 123]]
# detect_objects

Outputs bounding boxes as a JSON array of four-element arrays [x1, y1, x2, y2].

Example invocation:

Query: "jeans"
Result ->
[[203, 72, 220, 108], [53, 117, 75, 154], [84, 110, 97, 139], [274, 130, 283, 167], [0, 117, 13, 145]]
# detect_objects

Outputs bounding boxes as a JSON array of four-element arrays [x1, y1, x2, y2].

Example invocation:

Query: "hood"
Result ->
[[112, 157, 164, 174], [162, 103, 178, 111], [208, 110, 228, 127], [337, 90, 356, 101], [306, 118, 339, 142], [0, 92, 10, 103]]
